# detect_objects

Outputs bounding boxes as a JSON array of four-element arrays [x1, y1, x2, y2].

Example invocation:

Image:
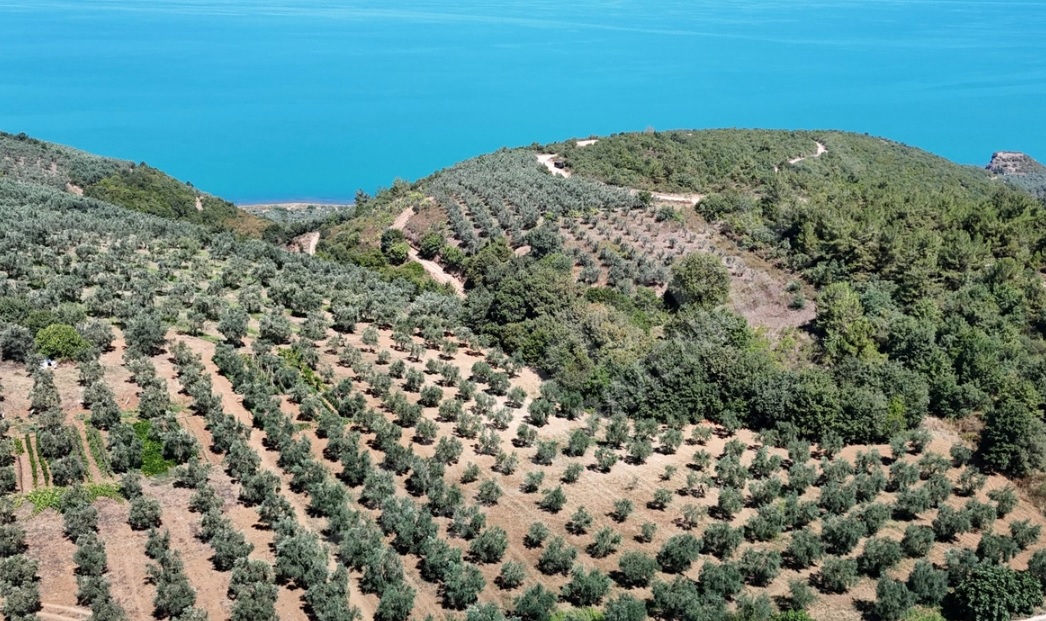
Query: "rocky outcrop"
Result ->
[[986, 151, 1046, 176]]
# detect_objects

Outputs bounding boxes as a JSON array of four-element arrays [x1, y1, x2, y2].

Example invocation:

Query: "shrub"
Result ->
[[821, 515, 864, 555], [616, 551, 658, 588], [588, 527, 621, 559], [932, 505, 971, 542], [697, 560, 743, 601], [638, 522, 656, 543], [657, 534, 701, 574], [817, 557, 858, 593], [702, 522, 742, 560], [497, 561, 526, 590], [604, 594, 647, 621], [987, 485, 1018, 518], [739, 548, 782, 586], [128, 496, 162, 531], [538, 486, 566, 513], [857, 537, 902, 577], [442, 562, 485, 610], [901, 525, 934, 558], [475, 480, 502, 506], [611, 499, 634, 523], [567, 506, 593, 535], [874, 578, 915, 621], [513, 584, 557, 621], [35, 323, 90, 360], [648, 488, 673, 511], [785, 528, 822, 569], [561, 566, 611, 606], [907, 560, 948, 607], [1010, 520, 1041, 550], [953, 563, 1042, 621], [537, 537, 576, 575], [469, 527, 508, 564], [562, 462, 583, 484], [521, 470, 545, 494], [515, 527, 545, 555], [667, 252, 730, 309]]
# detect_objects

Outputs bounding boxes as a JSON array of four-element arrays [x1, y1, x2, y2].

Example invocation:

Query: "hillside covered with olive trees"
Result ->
[[2, 129, 1046, 621]]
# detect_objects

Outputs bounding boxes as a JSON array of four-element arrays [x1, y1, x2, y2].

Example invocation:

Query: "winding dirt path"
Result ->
[[391, 207, 466, 296], [650, 191, 704, 205], [788, 141, 827, 165], [289, 231, 320, 256]]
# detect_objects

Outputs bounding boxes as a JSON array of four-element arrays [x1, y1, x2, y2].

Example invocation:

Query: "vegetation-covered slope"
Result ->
[[2, 131, 1046, 621], [0, 131, 269, 235]]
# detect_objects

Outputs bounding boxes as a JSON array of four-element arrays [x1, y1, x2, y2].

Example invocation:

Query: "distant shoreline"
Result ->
[[237, 201, 355, 209]]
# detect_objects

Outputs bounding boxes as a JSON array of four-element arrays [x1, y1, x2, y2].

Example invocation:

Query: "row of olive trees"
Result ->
[[203, 342, 376, 621], [61, 486, 129, 620]]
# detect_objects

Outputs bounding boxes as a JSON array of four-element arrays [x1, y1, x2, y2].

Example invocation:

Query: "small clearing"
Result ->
[[788, 140, 827, 164], [650, 191, 704, 204], [194, 195, 203, 212], [536, 153, 570, 177], [288, 230, 320, 256], [576, 139, 599, 147]]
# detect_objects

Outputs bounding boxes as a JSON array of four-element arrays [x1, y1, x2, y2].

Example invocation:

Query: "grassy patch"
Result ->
[[35, 435, 50, 485], [552, 609, 605, 621], [73, 427, 92, 482], [24, 487, 61, 512], [132, 420, 174, 476], [24, 434, 38, 487], [277, 347, 324, 392], [13, 437, 24, 456], [85, 427, 112, 476], [23, 483, 123, 513]]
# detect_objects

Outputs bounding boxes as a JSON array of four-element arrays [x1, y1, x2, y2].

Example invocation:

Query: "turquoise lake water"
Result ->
[[1, 1, 1045, 202]]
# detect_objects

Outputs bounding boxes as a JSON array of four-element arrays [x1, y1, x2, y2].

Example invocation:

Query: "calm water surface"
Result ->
[[1, 0, 1044, 202]]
